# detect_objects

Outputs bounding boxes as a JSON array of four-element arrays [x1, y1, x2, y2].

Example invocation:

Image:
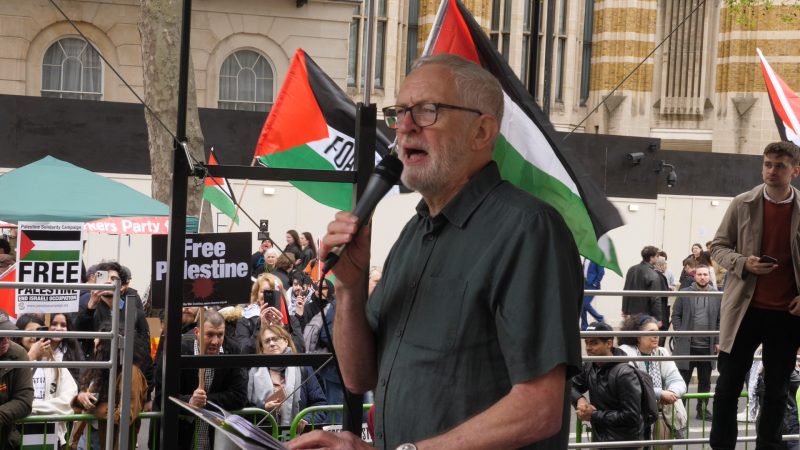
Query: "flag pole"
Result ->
[[227, 158, 255, 232], [197, 195, 205, 232]]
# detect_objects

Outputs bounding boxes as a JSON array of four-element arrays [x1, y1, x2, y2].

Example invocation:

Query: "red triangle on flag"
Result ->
[[204, 151, 227, 189], [18, 231, 34, 260], [429, 0, 480, 64], [253, 49, 330, 157]]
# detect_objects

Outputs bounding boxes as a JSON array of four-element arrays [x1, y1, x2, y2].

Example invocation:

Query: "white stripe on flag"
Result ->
[[500, 93, 580, 195]]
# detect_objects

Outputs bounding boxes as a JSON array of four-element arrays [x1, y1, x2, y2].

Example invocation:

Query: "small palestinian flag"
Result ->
[[757, 48, 800, 146], [18, 229, 81, 262], [253, 49, 392, 211], [203, 148, 240, 224], [423, 0, 624, 273]]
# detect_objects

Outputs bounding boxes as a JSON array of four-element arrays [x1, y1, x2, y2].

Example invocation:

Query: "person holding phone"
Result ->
[[710, 141, 800, 449], [14, 314, 77, 448], [230, 273, 304, 354]]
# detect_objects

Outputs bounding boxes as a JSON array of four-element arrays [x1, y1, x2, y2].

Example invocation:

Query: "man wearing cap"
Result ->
[[571, 322, 644, 445], [0, 309, 34, 449]]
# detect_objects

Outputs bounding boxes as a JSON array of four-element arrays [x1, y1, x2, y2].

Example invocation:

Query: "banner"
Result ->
[[15, 222, 83, 313], [84, 217, 170, 235], [151, 232, 251, 308]]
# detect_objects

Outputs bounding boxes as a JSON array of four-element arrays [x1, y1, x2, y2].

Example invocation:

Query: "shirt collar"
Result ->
[[415, 162, 503, 228], [763, 186, 795, 204]]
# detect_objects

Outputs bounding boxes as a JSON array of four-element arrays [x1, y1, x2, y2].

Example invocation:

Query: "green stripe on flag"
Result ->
[[203, 186, 239, 224], [21, 250, 81, 262], [493, 135, 621, 274], [259, 144, 353, 211]]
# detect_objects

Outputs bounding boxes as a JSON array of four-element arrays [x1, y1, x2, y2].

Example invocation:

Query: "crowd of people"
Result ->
[[0, 227, 367, 450]]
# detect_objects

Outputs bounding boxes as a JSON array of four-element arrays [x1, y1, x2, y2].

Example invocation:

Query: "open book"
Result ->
[[170, 396, 288, 450]]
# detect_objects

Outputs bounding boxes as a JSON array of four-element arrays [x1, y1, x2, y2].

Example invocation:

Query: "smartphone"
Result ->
[[759, 255, 778, 264], [95, 270, 109, 284], [263, 290, 280, 310], [36, 325, 48, 342]]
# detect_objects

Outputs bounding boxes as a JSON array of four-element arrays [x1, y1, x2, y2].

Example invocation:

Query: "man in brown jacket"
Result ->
[[710, 141, 800, 449], [0, 309, 34, 449]]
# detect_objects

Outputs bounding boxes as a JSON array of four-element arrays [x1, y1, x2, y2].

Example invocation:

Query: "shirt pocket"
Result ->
[[401, 275, 467, 352]]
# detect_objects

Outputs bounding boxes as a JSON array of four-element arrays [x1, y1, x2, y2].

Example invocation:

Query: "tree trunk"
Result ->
[[139, 0, 212, 232]]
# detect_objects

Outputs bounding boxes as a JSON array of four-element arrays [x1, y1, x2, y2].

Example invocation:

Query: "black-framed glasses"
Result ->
[[382, 103, 483, 129]]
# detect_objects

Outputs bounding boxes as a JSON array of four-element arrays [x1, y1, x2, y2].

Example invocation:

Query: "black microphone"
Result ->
[[323, 154, 403, 271]]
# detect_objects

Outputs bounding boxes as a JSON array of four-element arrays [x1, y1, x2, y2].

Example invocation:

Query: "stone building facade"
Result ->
[[1, 0, 798, 156]]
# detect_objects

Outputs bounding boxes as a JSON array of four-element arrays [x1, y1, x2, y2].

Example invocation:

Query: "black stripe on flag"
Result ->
[[303, 51, 392, 158], [453, 0, 623, 238], [23, 230, 82, 241]]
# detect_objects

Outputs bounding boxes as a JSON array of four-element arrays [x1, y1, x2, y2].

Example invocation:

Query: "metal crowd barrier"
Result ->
[[15, 405, 371, 449], [0, 280, 124, 450]]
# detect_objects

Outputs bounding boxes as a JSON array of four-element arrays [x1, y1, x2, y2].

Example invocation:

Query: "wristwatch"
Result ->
[[395, 444, 417, 450]]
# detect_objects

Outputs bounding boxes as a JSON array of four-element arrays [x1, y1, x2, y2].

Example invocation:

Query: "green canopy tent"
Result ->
[[0, 155, 198, 231]]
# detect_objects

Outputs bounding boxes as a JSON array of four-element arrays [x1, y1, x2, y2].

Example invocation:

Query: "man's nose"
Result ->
[[396, 110, 420, 133]]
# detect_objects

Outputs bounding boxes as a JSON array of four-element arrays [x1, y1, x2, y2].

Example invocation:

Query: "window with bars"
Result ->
[[522, 0, 534, 90], [347, 1, 388, 90], [41, 37, 102, 101], [658, 0, 712, 115], [555, 0, 568, 103], [490, 0, 513, 62], [579, 0, 593, 105], [218, 50, 274, 112]]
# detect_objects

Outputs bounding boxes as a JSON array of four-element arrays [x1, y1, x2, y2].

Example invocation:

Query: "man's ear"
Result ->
[[469, 114, 500, 153]]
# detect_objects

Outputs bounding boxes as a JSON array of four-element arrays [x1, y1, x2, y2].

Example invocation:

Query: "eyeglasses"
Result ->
[[262, 336, 285, 345], [382, 103, 483, 129]]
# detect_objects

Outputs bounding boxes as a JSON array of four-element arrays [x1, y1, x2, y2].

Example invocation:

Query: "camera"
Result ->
[[257, 220, 270, 241], [626, 152, 644, 165]]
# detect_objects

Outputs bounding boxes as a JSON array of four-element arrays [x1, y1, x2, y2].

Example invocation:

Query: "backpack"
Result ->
[[609, 363, 659, 427], [302, 303, 331, 353]]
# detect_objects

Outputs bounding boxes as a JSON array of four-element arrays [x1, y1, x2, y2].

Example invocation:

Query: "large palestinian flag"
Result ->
[[203, 148, 239, 224], [757, 48, 800, 146], [423, 0, 623, 273], [253, 49, 392, 211]]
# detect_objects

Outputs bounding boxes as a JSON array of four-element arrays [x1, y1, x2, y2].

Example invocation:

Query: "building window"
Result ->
[[555, 0, 568, 103], [406, 0, 420, 74], [347, 1, 388, 90], [218, 50, 273, 112], [490, 0, 513, 61], [579, 0, 593, 105], [658, 0, 714, 115], [522, 0, 536, 90], [534, 0, 546, 103], [41, 37, 102, 100]]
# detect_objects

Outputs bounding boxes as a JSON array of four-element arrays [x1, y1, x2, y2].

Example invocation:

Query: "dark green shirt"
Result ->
[[367, 162, 583, 449]]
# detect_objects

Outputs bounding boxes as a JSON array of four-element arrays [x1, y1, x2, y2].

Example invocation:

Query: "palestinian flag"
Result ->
[[423, 0, 623, 273], [757, 48, 800, 146], [253, 49, 392, 211], [203, 148, 240, 224], [18, 229, 81, 262]]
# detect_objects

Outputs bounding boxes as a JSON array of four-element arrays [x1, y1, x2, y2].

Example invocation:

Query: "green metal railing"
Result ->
[[288, 404, 374, 439], [16, 404, 371, 449]]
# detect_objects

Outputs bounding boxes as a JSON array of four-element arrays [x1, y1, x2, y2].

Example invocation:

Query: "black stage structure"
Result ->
[[159, 1, 371, 448]]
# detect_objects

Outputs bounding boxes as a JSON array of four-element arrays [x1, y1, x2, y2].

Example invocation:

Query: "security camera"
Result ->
[[627, 152, 645, 165], [666, 170, 677, 188]]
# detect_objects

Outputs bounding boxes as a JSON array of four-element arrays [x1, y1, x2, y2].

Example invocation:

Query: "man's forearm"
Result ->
[[416, 366, 567, 450], [333, 284, 377, 393]]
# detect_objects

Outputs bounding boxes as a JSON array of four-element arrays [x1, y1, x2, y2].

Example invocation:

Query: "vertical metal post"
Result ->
[[340, 102, 376, 435], [363, 0, 376, 104], [160, 0, 192, 448], [105, 281, 121, 450], [542, 0, 556, 116], [117, 294, 136, 450]]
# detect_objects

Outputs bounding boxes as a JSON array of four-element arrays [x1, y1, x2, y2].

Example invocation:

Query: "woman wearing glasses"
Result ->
[[247, 325, 326, 433]]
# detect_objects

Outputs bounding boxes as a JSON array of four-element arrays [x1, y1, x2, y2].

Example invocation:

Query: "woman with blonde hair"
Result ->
[[233, 273, 304, 353]]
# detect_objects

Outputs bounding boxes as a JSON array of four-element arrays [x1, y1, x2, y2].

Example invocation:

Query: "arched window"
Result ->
[[219, 50, 274, 112], [41, 37, 102, 100]]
